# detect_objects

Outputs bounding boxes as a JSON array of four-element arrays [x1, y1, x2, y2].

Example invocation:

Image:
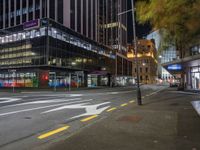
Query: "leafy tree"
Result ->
[[136, 0, 200, 58]]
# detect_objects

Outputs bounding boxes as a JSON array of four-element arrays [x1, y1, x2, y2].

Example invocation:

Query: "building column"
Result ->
[[75, 0, 77, 31], [26, 0, 29, 21], [8, 0, 11, 27], [3, 0, 5, 28], [84, 72, 88, 87], [40, 0, 42, 18], [14, 0, 16, 26], [55, 0, 58, 21], [33, 0, 35, 19], [86, 0, 88, 37], [47, 0, 50, 18], [20, 0, 22, 24]]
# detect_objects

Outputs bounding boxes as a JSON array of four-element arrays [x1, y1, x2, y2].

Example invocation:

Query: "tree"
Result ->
[[136, 0, 200, 58], [136, 0, 200, 90]]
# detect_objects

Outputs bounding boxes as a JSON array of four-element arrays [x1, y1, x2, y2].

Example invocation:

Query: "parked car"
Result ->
[[169, 79, 180, 87]]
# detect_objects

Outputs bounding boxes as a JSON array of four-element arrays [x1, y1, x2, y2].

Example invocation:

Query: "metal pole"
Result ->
[[69, 73, 71, 91], [12, 72, 15, 93], [54, 72, 57, 91], [131, 0, 142, 105], [77, 73, 79, 88]]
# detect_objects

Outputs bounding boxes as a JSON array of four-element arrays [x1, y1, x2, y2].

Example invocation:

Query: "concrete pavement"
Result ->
[[39, 87, 200, 150]]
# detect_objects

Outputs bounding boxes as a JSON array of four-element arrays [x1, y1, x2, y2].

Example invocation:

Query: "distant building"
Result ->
[[146, 30, 176, 80], [127, 39, 158, 84]]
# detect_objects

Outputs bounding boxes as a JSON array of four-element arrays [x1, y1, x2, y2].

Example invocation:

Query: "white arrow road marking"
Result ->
[[71, 105, 110, 119], [0, 98, 22, 104], [0, 99, 93, 117], [42, 102, 111, 119]]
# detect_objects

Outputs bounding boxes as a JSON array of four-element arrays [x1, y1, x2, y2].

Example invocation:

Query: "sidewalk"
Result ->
[[46, 88, 200, 150]]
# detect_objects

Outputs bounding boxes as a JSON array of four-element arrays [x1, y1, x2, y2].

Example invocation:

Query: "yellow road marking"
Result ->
[[129, 100, 135, 103], [81, 115, 98, 122], [121, 103, 128, 107], [38, 126, 70, 139], [106, 107, 117, 112]]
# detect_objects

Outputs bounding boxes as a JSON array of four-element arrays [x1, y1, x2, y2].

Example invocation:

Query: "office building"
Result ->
[[146, 30, 176, 80], [0, 18, 119, 88], [0, 0, 127, 52]]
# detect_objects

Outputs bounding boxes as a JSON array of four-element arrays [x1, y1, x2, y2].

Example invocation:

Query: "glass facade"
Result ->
[[191, 67, 200, 89], [0, 0, 127, 53], [0, 18, 117, 88], [99, 0, 127, 52]]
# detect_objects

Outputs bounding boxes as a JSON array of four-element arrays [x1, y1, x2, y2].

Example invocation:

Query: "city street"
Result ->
[[0, 86, 164, 150], [0, 0, 200, 150]]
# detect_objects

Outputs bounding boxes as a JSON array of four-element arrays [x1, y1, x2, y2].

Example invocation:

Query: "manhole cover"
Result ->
[[117, 115, 143, 123]]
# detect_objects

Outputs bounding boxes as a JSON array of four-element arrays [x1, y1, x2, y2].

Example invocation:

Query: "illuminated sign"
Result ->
[[167, 64, 182, 70], [23, 19, 40, 30]]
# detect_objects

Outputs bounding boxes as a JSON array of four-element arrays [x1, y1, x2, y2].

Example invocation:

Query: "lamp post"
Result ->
[[131, 0, 142, 105], [117, 0, 142, 105]]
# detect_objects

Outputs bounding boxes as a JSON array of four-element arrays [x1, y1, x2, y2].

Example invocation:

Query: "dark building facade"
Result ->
[[0, 18, 119, 88], [0, 0, 127, 52], [98, 0, 127, 52], [0, 0, 131, 88], [0, 18, 132, 88]]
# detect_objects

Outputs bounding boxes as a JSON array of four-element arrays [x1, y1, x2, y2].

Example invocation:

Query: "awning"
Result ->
[[162, 54, 200, 75]]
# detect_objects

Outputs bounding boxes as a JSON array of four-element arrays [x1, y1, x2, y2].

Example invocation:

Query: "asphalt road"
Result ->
[[0, 86, 165, 150]]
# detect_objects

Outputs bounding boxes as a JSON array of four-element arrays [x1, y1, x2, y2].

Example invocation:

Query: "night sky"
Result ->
[[127, 0, 152, 43]]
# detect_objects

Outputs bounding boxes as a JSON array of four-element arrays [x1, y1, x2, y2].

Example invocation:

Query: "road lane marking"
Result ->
[[0, 98, 22, 104], [81, 115, 98, 122], [106, 107, 117, 112], [38, 126, 70, 139], [129, 100, 135, 103], [6, 98, 82, 107], [121, 103, 128, 107], [0, 99, 93, 117]]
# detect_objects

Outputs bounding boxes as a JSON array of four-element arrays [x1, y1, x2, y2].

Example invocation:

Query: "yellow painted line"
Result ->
[[81, 115, 98, 122], [106, 107, 117, 112], [129, 100, 135, 103], [121, 103, 128, 107], [38, 126, 70, 139]]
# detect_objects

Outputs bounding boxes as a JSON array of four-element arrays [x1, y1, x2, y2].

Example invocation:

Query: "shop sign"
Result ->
[[167, 64, 182, 71], [23, 19, 40, 30]]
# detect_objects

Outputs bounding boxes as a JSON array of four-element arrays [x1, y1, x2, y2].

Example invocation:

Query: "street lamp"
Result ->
[[131, 0, 142, 105], [117, 0, 142, 105]]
